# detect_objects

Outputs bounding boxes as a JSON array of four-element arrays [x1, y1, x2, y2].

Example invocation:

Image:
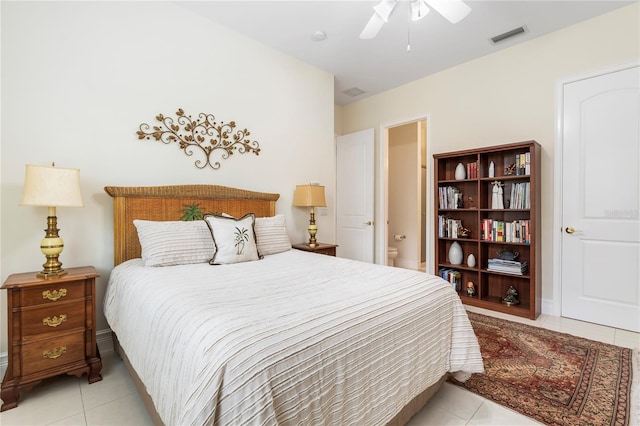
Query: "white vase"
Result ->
[[454, 162, 466, 180], [467, 254, 476, 268], [448, 241, 463, 265]]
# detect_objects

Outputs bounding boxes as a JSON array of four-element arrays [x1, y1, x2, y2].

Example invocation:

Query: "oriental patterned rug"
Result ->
[[449, 312, 638, 426]]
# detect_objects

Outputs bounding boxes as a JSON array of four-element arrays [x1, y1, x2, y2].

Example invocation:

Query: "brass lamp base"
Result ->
[[307, 225, 318, 248], [307, 208, 318, 248], [37, 214, 66, 279], [38, 270, 68, 279]]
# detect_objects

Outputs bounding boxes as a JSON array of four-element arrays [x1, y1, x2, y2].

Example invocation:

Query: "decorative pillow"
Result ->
[[133, 220, 215, 267], [254, 215, 292, 256], [204, 213, 260, 264]]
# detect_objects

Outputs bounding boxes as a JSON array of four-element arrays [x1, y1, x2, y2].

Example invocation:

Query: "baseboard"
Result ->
[[393, 258, 420, 270], [0, 351, 5, 380], [541, 298, 554, 316], [96, 328, 114, 353], [0, 328, 113, 380]]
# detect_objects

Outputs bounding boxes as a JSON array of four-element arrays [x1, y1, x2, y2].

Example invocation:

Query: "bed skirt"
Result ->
[[112, 333, 446, 426]]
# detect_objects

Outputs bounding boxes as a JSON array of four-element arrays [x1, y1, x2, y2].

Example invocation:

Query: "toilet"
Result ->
[[387, 247, 398, 267]]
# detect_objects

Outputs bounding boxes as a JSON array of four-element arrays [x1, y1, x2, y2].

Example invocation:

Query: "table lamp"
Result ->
[[20, 163, 83, 278], [293, 184, 326, 248]]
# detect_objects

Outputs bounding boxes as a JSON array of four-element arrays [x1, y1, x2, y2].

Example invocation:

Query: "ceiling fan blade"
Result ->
[[360, 12, 385, 39], [360, 0, 398, 39], [373, 0, 398, 22], [425, 0, 471, 23]]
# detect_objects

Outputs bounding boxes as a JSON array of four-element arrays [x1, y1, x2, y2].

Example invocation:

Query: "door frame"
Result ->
[[377, 113, 433, 269], [553, 60, 639, 317]]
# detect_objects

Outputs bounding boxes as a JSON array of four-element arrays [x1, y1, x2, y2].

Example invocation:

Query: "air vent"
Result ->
[[490, 26, 527, 44], [342, 87, 366, 97]]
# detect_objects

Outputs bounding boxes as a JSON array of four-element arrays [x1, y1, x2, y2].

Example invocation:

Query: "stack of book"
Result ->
[[466, 161, 478, 179], [438, 186, 463, 209], [509, 182, 530, 209], [438, 215, 464, 238], [438, 268, 461, 291], [481, 219, 531, 243], [487, 258, 528, 275]]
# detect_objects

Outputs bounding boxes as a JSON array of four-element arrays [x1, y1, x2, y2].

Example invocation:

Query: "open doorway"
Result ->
[[385, 119, 427, 270]]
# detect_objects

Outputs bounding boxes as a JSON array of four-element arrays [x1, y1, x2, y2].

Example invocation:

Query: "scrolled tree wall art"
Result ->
[[137, 108, 260, 170]]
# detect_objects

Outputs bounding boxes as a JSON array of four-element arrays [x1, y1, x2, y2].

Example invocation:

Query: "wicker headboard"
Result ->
[[104, 185, 280, 266]]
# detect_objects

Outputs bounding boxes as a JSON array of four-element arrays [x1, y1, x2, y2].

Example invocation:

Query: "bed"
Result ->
[[103, 184, 483, 425]]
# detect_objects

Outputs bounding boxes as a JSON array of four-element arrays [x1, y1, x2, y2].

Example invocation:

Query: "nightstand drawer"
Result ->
[[21, 332, 86, 376], [17, 281, 86, 307], [312, 246, 336, 256], [18, 302, 86, 339]]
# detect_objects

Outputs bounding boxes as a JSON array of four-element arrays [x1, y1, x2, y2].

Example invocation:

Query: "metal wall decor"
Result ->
[[137, 108, 260, 170]]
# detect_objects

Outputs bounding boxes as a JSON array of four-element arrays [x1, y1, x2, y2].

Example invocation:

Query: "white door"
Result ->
[[336, 129, 375, 262], [561, 65, 640, 332]]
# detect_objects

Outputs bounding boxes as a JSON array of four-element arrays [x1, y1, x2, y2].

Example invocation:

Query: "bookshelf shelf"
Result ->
[[434, 141, 541, 320]]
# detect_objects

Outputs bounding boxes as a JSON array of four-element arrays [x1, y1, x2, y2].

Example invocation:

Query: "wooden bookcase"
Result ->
[[434, 141, 541, 320]]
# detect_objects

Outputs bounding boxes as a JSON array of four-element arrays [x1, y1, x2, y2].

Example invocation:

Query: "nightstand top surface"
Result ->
[[2, 266, 99, 289], [292, 243, 338, 251]]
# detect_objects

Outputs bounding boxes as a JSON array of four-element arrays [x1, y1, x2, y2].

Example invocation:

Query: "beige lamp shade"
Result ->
[[20, 164, 83, 207], [292, 184, 326, 207]]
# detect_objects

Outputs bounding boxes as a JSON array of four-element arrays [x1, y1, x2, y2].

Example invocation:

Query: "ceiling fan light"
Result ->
[[373, 0, 398, 22], [411, 0, 430, 21], [425, 0, 470, 24]]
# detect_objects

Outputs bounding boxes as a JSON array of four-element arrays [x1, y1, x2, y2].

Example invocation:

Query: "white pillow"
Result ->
[[254, 215, 291, 256], [133, 220, 215, 267], [204, 214, 260, 264]]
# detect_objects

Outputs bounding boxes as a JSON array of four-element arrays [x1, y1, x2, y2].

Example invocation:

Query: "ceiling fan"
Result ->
[[360, 0, 471, 39]]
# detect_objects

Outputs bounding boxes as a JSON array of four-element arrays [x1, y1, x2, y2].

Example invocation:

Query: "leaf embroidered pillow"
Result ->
[[204, 214, 260, 264]]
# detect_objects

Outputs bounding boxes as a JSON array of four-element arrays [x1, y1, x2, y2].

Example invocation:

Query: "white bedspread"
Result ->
[[104, 250, 483, 425]]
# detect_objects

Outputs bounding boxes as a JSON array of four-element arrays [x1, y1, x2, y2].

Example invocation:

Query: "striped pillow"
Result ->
[[133, 220, 215, 267], [254, 214, 292, 256]]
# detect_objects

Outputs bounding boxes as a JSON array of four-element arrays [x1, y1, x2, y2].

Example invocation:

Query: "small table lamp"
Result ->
[[293, 184, 326, 248], [20, 163, 83, 279]]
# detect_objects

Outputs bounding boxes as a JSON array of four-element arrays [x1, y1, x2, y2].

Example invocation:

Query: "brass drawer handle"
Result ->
[[42, 289, 67, 301], [42, 314, 67, 327], [43, 346, 66, 359]]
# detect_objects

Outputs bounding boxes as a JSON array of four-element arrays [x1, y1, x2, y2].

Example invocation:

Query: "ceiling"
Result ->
[[176, 1, 634, 105]]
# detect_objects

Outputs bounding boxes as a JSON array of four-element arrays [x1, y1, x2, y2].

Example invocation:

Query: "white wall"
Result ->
[[339, 3, 640, 312], [0, 1, 335, 354]]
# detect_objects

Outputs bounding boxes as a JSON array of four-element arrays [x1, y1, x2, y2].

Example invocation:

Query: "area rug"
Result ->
[[449, 312, 639, 426]]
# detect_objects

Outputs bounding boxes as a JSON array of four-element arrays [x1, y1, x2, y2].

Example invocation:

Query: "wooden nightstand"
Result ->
[[1, 266, 103, 411], [292, 243, 338, 257]]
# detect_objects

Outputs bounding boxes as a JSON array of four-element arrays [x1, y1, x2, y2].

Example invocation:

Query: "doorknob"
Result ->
[[565, 227, 575, 234], [364, 221, 373, 226]]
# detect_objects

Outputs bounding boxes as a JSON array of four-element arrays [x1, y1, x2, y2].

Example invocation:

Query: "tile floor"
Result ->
[[1, 306, 638, 426]]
